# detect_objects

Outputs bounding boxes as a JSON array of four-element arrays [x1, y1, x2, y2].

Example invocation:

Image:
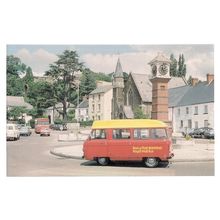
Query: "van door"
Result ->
[[87, 129, 108, 158], [108, 128, 132, 160]]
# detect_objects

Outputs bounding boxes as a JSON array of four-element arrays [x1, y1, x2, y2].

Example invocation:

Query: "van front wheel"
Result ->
[[144, 157, 158, 168], [97, 157, 109, 166]]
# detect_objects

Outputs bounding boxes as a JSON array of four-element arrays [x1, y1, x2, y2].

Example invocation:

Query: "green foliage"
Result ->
[[26, 81, 56, 116], [80, 68, 96, 99], [67, 109, 75, 121], [45, 50, 84, 120], [170, 54, 178, 77], [29, 119, 35, 128], [133, 107, 149, 119], [93, 72, 112, 82], [177, 54, 186, 77], [80, 120, 93, 127], [7, 55, 26, 76], [7, 75, 24, 96], [7, 106, 27, 120]]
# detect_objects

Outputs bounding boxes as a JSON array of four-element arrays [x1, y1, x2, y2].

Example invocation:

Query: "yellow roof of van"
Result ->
[[92, 119, 167, 129]]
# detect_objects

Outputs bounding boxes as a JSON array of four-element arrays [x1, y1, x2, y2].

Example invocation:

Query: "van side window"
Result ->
[[113, 129, 130, 139], [90, 129, 106, 139], [151, 128, 167, 139], [134, 129, 150, 139]]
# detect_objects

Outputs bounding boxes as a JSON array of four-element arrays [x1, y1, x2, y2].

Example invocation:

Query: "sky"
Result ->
[[7, 44, 214, 81]]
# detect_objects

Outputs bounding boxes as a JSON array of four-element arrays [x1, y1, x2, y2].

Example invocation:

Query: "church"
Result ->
[[111, 54, 186, 120]]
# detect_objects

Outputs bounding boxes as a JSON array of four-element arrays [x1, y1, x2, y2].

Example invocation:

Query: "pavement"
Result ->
[[50, 138, 215, 162]]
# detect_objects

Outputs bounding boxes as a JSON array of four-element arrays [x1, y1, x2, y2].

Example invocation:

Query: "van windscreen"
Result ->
[[151, 128, 167, 139]]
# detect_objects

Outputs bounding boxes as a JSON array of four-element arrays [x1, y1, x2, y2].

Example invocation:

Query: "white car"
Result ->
[[6, 124, 20, 141]]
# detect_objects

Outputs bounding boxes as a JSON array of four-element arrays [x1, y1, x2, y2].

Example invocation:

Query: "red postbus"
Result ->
[[83, 119, 174, 168], [35, 118, 50, 134]]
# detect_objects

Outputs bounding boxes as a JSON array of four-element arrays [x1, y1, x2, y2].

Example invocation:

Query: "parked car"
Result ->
[[189, 127, 212, 138], [50, 124, 67, 131], [19, 126, 32, 136], [204, 128, 214, 139], [6, 124, 20, 141], [40, 128, 51, 136]]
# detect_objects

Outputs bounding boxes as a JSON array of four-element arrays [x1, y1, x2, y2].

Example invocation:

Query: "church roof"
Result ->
[[113, 58, 124, 78], [130, 73, 186, 103], [148, 53, 171, 64], [131, 73, 152, 102]]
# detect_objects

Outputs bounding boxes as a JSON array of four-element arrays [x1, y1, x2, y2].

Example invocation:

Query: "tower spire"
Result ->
[[114, 58, 124, 78]]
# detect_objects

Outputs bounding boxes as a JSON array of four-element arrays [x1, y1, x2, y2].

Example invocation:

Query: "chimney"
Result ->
[[207, 73, 214, 84], [191, 78, 199, 86]]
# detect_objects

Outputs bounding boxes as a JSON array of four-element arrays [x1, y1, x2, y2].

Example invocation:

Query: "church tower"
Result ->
[[148, 53, 171, 122], [112, 58, 125, 119]]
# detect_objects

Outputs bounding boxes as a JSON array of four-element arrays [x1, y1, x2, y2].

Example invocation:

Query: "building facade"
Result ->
[[89, 81, 113, 120], [169, 74, 214, 133], [75, 98, 89, 122]]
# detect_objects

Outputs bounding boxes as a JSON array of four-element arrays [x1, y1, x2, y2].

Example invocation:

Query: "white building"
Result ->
[[169, 74, 214, 133], [89, 81, 113, 120], [75, 98, 89, 122]]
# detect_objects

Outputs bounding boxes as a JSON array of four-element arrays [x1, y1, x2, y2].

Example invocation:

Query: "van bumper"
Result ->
[[167, 153, 174, 159]]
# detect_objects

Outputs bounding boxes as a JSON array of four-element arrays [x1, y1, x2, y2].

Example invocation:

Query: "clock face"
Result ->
[[152, 65, 157, 76], [159, 64, 168, 75]]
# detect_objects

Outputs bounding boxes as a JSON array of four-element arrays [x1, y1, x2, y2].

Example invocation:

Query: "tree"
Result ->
[[7, 55, 27, 96], [170, 54, 177, 77], [133, 106, 149, 119], [45, 50, 83, 121], [7, 106, 27, 121], [177, 54, 186, 77], [26, 80, 56, 116], [7, 55, 26, 77], [79, 68, 96, 100]]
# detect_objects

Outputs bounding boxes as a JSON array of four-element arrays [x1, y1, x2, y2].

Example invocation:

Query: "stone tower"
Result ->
[[112, 58, 124, 119], [148, 53, 171, 122]]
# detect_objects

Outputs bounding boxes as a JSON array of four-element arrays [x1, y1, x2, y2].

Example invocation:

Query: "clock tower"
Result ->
[[148, 53, 171, 122]]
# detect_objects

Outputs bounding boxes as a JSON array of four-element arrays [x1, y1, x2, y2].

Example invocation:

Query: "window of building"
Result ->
[[195, 121, 198, 129], [134, 129, 150, 139], [92, 116, 94, 121], [194, 106, 198, 115], [204, 105, 208, 114], [98, 94, 101, 101], [180, 120, 183, 128], [90, 129, 106, 139], [178, 108, 180, 116], [188, 119, 192, 129], [92, 104, 95, 112], [113, 129, 130, 139], [92, 95, 95, 100], [186, 107, 189, 114], [204, 120, 209, 127], [98, 115, 101, 120], [151, 128, 167, 139], [86, 109, 88, 115], [98, 104, 101, 112]]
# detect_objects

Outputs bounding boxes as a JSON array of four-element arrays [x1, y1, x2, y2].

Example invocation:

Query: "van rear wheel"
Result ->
[[144, 157, 158, 168], [97, 157, 109, 166]]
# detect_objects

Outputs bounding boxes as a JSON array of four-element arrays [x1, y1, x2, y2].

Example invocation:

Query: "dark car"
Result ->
[[204, 128, 214, 139], [51, 124, 67, 131], [19, 126, 32, 136], [189, 127, 212, 138]]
